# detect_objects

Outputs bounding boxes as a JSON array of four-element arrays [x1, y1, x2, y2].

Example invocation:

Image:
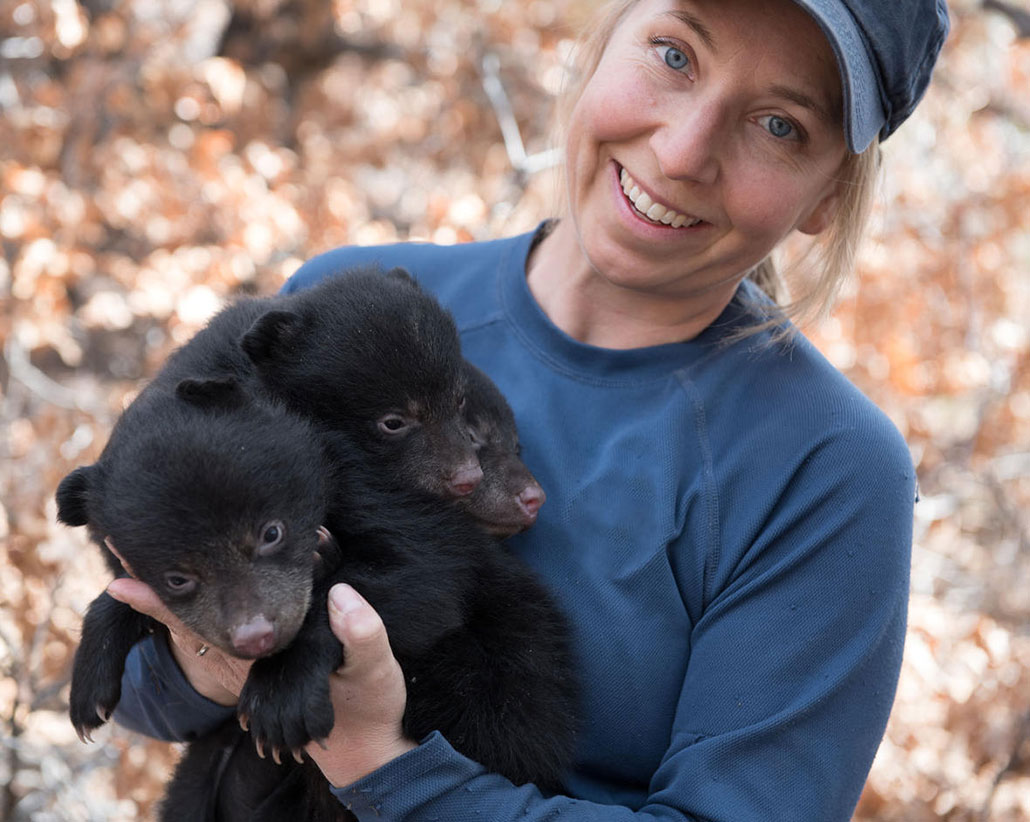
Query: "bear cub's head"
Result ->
[[457, 362, 545, 537], [57, 377, 328, 659], [241, 267, 482, 500]]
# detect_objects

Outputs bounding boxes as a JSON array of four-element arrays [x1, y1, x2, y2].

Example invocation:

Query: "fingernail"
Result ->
[[329, 584, 362, 615], [106, 580, 128, 602]]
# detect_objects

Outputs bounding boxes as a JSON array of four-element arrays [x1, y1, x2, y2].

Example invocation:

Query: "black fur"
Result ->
[[457, 362, 546, 537], [240, 268, 482, 500], [56, 382, 329, 744], [121, 266, 481, 500], [161, 443, 577, 822], [56, 265, 577, 820]]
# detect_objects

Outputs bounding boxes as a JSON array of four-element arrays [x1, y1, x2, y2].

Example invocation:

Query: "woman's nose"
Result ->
[[649, 98, 723, 186]]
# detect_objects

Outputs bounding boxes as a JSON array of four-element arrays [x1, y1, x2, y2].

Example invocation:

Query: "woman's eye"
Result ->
[[658, 44, 689, 72], [759, 114, 800, 141]]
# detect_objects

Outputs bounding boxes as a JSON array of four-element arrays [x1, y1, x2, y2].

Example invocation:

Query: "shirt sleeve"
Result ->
[[328, 420, 914, 822], [112, 631, 236, 742]]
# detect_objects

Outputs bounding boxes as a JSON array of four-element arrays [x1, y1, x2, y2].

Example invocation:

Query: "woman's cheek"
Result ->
[[725, 169, 812, 244], [576, 55, 659, 141]]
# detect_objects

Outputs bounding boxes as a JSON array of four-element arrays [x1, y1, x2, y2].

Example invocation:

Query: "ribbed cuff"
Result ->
[[330, 731, 487, 820]]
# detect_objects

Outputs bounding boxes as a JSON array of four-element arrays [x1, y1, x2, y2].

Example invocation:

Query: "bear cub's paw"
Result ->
[[68, 646, 126, 742], [236, 644, 339, 759]]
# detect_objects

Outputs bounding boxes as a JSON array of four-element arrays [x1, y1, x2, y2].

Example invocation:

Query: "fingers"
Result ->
[[304, 584, 416, 787], [104, 537, 138, 578], [107, 577, 187, 633], [327, 584, 391, 672], [107, 576, 203, 661], [107, 577, 248, 705]]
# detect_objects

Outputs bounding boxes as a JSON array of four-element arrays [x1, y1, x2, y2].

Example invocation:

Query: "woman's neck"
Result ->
[[524, 219, 739, 350]]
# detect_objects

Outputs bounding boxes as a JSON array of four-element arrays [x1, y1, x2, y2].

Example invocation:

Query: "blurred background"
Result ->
[[0, 0, 1027, 819]]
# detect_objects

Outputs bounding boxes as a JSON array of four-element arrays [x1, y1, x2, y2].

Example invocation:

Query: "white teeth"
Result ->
[[619, 167, 701, 228]]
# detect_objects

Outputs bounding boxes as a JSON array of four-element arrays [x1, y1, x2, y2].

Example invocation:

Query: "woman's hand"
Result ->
[[106, 577, 251, 706], [304, 583, 417, 788], [107, 573, 417, 784]]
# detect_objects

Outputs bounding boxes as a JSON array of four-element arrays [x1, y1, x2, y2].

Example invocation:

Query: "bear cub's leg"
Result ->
[[69, 591, 154, 741]]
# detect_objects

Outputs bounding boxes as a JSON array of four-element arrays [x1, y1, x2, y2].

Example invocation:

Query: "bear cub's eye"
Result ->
[[164, 572, 198, 595], [256, 520, 286, 556], [377, 414, 411, 436]]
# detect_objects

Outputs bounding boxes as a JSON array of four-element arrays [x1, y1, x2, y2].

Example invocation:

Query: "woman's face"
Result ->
[[563, 0, 849, 302]]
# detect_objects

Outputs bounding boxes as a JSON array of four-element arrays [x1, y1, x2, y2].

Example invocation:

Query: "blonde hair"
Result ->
[[744, 144, 881, 339], [554, 0, 882, 338]]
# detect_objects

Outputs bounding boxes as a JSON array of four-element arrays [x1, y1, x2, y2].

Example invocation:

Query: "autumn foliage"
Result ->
[[1, 0, 1028, 819]]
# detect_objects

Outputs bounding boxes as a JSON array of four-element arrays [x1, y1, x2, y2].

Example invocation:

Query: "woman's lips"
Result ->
[[618, 166, 704, 229]]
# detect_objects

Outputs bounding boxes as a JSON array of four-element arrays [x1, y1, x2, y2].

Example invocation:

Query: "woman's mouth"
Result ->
[[619, 168, 704, 229]]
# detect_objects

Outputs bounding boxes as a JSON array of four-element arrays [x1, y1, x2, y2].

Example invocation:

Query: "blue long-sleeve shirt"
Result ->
[[115, 225, 914, 821]]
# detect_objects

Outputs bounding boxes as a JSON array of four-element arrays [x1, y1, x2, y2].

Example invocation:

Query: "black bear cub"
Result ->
[[164, 433, 576, 821], [56, 266, 577, 820], [153, 266, 483, 501], [241, 267, 483, 500], [457, 361, 545, 537], [56, 377, 330, 743]]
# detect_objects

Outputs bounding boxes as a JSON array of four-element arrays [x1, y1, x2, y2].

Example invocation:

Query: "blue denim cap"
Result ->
[[792, 0, 950, 153]]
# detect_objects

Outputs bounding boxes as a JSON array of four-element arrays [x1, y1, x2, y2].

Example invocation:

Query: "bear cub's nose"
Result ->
[[448, 460, 484, 497], [231, 615, 277, 657]]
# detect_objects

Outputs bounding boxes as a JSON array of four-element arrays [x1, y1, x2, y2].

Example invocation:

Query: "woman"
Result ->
[[109, 0, 950, 818]]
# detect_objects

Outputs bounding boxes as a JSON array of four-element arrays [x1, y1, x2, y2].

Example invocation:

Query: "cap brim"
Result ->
[[791, 0, 885, 153]]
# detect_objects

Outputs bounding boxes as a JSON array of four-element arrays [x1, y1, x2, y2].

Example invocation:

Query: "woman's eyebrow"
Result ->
[[768, 84, 840, 126], [661, 10, 716, 51]]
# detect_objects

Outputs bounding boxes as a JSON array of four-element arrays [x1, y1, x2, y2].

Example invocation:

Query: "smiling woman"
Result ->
[[110, 0, 951, 820], [551, 0, 883, 343], [540, 0, 853, 348]]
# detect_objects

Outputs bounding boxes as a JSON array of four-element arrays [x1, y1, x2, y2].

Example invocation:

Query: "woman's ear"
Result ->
[[796, 181, 841, 236]]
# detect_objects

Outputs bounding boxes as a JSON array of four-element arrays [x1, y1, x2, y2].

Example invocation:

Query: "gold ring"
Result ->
[[196, 645, 210, 657]]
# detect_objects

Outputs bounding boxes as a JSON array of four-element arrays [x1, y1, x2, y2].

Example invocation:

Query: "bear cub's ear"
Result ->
[[176, 377, 245, 409], [384, 267, 417, 287], [56, 465, 96, 526], [240, 310, 304, 366]]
